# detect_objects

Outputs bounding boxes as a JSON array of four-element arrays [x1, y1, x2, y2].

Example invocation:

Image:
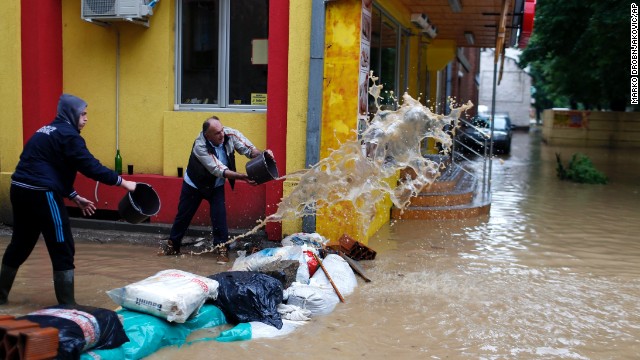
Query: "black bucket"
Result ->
[[118, 183, 161, 224], [245, 152, 279, 185]]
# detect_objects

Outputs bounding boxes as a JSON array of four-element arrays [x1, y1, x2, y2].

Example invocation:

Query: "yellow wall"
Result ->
[[282, 0, 313, 236], [286, 0, 312, 174], [61, 0, 267, 177], [542, 110, 640, 148], [314, 0, 395, 243], [0, 1, 24, 222], [320, 0, 362, 158]]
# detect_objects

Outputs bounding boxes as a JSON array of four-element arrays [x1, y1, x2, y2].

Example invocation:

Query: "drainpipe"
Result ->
[[115, 25, 121, 172], [445, 62, 452, 115], [302, 0, 327, 233]]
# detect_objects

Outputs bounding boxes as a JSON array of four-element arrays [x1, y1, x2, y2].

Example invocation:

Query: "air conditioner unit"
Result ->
[[422, 25, 438, 39], [82, 0, 154, 25], [410, 13, 429, 30]]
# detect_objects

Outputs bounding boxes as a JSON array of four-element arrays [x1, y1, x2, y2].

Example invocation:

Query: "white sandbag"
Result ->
[[232, 246, 310, 284], [310, 254, 358, 297], [283, 283, 339, 317], [277, 303, 312, 321], [106, 269, 218, 323], [249, 320, 306, 339]]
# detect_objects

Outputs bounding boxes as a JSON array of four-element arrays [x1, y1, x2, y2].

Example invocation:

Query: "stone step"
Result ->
[[404, 170, 476, 207], [391, 202, 490, 220], [391, 162, 490, 221]]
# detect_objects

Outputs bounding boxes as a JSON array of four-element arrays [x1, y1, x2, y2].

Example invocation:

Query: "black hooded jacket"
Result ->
[[11, 94, 122, 198]]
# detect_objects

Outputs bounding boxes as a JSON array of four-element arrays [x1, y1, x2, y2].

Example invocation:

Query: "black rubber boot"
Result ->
[[53, 270, 76, 305], [0, 264, 18, 305]]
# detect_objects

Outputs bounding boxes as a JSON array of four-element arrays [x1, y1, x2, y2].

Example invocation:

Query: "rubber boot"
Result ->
[[0, 264, 18, 305], [53, 270, 76, 305]]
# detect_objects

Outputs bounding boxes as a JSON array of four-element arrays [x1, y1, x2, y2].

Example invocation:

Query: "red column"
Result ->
[[265, 0, 289, 241], [21, 0, 63, 143]]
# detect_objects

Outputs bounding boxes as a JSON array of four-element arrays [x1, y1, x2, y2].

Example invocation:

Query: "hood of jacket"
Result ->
[[56, 94, 87, 132]]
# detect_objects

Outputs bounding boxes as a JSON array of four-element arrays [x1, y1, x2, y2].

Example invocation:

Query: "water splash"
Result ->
[[268, 77, 472, 233], [188, 76, 472, 255]]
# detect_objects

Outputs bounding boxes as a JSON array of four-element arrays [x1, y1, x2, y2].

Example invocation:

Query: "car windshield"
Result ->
[[493, 117, 508, 129], [472, 115, 509, 130]]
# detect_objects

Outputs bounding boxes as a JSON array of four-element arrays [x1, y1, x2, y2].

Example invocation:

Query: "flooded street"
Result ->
[[1, 128, 639, 359]]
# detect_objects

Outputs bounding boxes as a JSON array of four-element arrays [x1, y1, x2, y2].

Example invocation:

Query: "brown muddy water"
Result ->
[[1, 128, 639, 359]]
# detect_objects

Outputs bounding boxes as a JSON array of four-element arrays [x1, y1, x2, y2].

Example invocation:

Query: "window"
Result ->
[[369, 6, 409, 110], [177, 0, 269, 110]]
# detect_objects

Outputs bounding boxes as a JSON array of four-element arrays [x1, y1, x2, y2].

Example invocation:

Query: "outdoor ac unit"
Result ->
[[422, 25, 438, 39], [82, 0, 154, 24]]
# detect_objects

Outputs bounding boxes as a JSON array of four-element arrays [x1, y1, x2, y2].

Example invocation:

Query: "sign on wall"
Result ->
[[358, 0, 373, 138]]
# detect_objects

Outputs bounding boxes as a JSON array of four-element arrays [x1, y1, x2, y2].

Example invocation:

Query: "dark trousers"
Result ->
[[169, 182, 228, 251], [2, 185, 75, 271]]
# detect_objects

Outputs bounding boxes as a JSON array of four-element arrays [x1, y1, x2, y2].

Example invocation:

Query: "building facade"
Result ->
[[0, 0, 527, 242]]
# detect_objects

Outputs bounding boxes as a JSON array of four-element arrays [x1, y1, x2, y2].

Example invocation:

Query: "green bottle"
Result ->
[[115, 149, 122, 175]]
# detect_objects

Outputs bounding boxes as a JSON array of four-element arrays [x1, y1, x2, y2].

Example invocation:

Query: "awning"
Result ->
[[518, 0, 536, 48]]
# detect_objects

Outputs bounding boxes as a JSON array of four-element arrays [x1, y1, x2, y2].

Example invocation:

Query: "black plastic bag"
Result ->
[[18, 304, 129, 360], [208, 271, 284, 329]]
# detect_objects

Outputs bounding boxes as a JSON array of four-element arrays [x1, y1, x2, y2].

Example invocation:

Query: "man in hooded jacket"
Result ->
[[0, 94, 137, 305]]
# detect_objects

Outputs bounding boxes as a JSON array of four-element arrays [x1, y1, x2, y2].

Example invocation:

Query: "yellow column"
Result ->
[[425, 39, 457, 153], [0, 1, 24, 223]]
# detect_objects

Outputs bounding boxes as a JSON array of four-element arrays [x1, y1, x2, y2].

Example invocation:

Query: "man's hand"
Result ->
[[120, 179, 137, 192], [264, 149, 274, 160], [73, 195, 96, 217], [243, 177, 258, 186]]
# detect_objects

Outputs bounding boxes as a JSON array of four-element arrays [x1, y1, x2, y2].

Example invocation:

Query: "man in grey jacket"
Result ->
[[163, 116, 272, 263]]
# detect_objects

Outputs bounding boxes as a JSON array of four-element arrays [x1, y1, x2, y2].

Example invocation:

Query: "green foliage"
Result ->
[[555, 153, 608, 184], [519, 0, 628, 111]]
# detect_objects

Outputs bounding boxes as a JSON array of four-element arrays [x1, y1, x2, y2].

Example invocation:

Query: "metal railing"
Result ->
[[449, 117, 492, 206]]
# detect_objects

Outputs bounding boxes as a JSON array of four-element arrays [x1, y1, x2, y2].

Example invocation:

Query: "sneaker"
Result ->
[[159, 240, 180, 256], [216, 246, 229, 264]]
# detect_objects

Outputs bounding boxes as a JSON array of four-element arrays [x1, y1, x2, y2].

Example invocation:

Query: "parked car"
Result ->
[[455, 113, 513, 154]]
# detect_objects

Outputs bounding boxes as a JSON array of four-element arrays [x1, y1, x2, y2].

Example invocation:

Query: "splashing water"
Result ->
[[189, 77, 473, 255]]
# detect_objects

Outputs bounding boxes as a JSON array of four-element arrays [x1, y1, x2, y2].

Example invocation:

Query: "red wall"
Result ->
[[68, 174, 266, 229], [265, 0, 290, 240], [21, 0, 63, 144]]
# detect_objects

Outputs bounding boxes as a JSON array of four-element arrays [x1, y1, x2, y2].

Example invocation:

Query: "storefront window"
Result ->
[[369, 6, 408, 110], [177, 0, 269, 109]]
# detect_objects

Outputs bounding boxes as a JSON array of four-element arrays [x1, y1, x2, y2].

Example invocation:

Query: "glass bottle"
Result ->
[[115, 149, 122, 175]]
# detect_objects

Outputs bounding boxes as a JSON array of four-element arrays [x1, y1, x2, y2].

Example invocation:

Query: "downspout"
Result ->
[[445, 62, 452, 115], [115, 25, 121, 171], [302, 0, 327, 233]]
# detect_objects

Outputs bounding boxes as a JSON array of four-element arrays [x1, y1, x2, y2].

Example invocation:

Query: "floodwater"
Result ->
[[1, 128, 639, 359]]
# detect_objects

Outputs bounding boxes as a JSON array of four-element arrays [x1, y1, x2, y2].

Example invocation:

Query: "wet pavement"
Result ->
[[1, 127, 639, 359]]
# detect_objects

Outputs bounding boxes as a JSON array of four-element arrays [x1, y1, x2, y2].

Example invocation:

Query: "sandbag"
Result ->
[[310, 254, 358, 297], [107, 269, 219, 323], [19, 305, 129, 360], [81, 304, 227, 360], [283, 283, 339, 317], [232, 246, 310, 284], [208, 271, 283, 329]]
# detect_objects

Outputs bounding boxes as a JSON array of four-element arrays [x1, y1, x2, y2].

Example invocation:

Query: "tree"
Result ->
[[519, 0, 629, 111]]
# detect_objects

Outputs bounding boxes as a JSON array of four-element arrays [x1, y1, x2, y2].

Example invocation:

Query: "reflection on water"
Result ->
[[1, 129, 639, 359]]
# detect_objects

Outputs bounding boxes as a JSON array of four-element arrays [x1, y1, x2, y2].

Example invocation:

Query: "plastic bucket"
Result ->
[[118, 183, 161, 224], [245, 152, 279, 185]]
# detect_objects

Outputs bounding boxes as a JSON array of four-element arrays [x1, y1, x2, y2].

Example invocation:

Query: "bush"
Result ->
[[555, 153, 608, 184]]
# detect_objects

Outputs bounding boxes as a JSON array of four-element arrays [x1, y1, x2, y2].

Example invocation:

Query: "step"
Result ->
[[391, 164, 490, 220], [399, 171, 476, 208], [390, 202, 490, 220], [400, 162, 463, 194]]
